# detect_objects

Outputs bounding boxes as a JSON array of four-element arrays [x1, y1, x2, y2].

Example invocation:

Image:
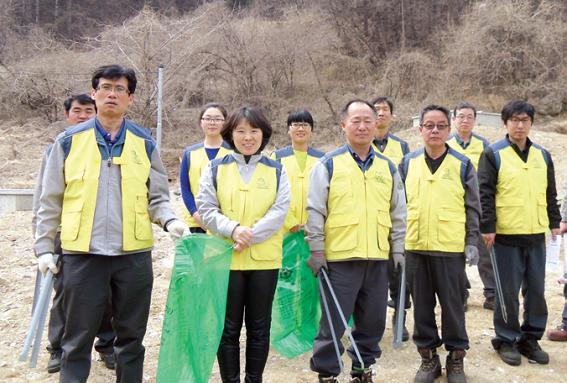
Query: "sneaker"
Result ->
[[495, 342, 521, 366], [350, 367, 374, 383], [319, 375, 338, 383], [446, 350, 467, 383], [517, 339, 549, 365], [547, 326, 567, 342], [99, 352, 116, 370], [482, 296, 495, 311], [415, 348, 442, 383], [47, 350, 62, 373]]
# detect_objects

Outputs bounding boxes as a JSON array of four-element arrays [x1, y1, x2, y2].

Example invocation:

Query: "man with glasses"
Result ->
[[400, 105, 480, 383], [34, 64, 190, 382], [369, 96, 411, 342], [478, 100, 561, 366], [447, 102, 496, 311]]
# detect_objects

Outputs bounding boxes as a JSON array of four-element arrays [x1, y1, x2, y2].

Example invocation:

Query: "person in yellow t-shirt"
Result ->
[[272, 109, 324, 233]]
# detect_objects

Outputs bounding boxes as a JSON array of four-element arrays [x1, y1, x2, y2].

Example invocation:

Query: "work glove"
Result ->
[[307, 251, 327, 276], [392, 252, 405, 269], [167, 219, 190, 240], [464, 245, 479, 266], [38, 253, 59, 275]]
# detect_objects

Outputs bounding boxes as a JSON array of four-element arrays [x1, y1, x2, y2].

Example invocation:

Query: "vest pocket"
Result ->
[[134, 196, 153, 240], [537, 197, 549, 227], [437, 211, 465, 244], [406, 211, 419, 243], [61, 200, 84, 241], [496, 198, 524, 230], [377, 210, 392, 250], [326, 213, 358, 252]]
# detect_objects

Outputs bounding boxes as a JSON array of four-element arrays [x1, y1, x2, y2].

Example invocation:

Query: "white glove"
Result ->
[[167, 219, 190, 240], [392, 252, 405, 269], [465, 245, 479, 266], [38, 253, 59, 275]]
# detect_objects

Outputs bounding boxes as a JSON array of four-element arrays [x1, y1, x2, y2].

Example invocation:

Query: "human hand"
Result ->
[[392, 252, 405, 269], [551, 228, 561, 240], [167, 220, 190, 240], [289, 224, 304, 233], [38, 253, 59, 275], [482, 233, 495, 249], [307, 251, 327, 276], [560, 222, 567, 234], [232, 226, 253, 248], [465, 245, 479, 266]]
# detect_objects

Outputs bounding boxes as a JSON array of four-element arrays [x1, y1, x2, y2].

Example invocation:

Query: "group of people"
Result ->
[[31, 63, 567, 383]]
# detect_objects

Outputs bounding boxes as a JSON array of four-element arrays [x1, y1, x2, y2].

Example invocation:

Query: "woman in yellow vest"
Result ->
[[272, 109, 324, 232], [180, 103, 232, 233], [196, 106, 291, 383]]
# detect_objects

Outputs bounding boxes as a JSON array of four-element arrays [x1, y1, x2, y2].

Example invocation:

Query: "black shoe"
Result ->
[[392, 311, 410, 342], [446, 350, 467, 383], [99, 352, 116, 370], [517, 339, 549, 365], [495, 342, 521, 366], [483, 296, 495, 311], [387, 298, 395, 308], [47, 350, 62, 373], [318, 375, 338, 383], [350, 367, 374, 383], [415, 348, 442, 383]]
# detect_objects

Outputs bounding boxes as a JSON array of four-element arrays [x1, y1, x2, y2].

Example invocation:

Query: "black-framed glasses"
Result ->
[[421, 123, 449, 131], [96, 84, 130, 95], [201, 117, 225, 124]]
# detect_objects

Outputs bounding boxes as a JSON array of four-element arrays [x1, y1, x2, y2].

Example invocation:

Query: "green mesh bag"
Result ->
[[157, 234, 232, 383], [270, 230, 321, 358]]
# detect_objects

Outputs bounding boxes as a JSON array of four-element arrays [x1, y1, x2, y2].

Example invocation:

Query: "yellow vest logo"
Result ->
[[441, 168, 452, 181], [375, 172, 386, 184], [256, 177, 270, 189], [132, 150, 143, 164]]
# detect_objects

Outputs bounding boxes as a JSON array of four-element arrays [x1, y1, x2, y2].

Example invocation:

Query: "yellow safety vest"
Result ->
[[447, 132, 488, 169], [272, 146, 324, 230], [182, 143, 232, 227], [371, 133, 409, 166], [324, 147, 394, 261], [493, 141, 549, 234], [215, 156, 283, 270], [61, 128, 152, 252], [403, 148, 468, 252]]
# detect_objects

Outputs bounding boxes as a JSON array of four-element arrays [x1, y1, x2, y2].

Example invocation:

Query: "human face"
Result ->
[[453, 108, 476, 137], [65, 101, 96, 124], [341, 102, 377, 148], [232, 119, 263, 155], [288, 121, 312, 146], [504, 112, 532, 145], [200, 107, 225, 138], [374, 102, 393, 131], [419, 110, 451, 149], [91, 77, 133, 118]]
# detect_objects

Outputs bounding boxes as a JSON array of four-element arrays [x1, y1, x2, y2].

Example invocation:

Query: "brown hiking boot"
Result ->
[[415, 348, 442, 383], [446, 350, 467, 383], [350, 367, 374, 382]]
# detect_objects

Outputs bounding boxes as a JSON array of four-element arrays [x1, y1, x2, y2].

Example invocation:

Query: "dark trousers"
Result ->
[[406, 252, 469, 351], [387, 255, 411, 310], [310, 261, 388, 377], [463, 239, 496, 300], [47, 234, 116, 354], [59, 252, 153, 383], [217, 269, 279, 383], [492, 241, 547, 346], [562, 284, 567, 327]]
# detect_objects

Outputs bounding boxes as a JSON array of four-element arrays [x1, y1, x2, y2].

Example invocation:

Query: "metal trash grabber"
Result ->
[[31, 269, 42, 315], [319, 268, 365, 370], [393, 262, 407, 348], [318, 275, 344, 373], [489, 247, 507, 323], [19, 270, 54, 367]]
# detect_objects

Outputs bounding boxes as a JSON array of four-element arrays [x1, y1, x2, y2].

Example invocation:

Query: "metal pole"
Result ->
[[393, 263, 406, 348], [489, 247, 508, 323], [156, 65, 164, 152]]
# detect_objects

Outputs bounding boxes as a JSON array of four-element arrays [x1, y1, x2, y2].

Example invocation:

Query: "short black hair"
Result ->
[[453, 101, 477, 118], [501, 100, 535, 124], [340, 99, 377, 121], [287, 109, 314, 129], [91, 65, 137, 94], [370, 96, 394, 114], [419, 104, 451, 126], [63, 94, 96, 113], [221, 106, 272, 153], [199, 103, 228, 122]]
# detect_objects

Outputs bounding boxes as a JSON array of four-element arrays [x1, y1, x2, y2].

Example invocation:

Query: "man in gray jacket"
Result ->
[[305, 99, 406, 383], [34, 65, 189, 383]]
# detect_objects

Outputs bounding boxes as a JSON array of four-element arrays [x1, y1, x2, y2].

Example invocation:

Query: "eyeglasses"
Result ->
[[455, 115, 475, 121], [201, 117, 225, 124], [290, 122, 311, 130], [422, 123, 449, 131], [96, 84, 130, 95], [509, 117, 531, 126]]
